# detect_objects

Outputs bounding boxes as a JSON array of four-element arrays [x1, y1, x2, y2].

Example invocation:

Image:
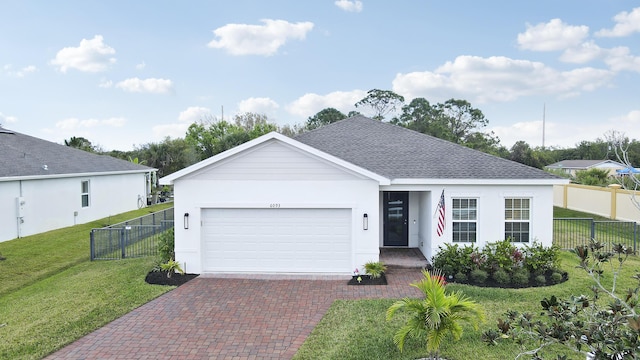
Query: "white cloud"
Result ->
[[55, 117, 126, 130], [0, 112, 18, 124], [136, 61, 146, 70], [4, 64, 37, 78], [491, 109, 640, 149], [98, 79, 113, 88], [178, 106, 213, 123], [115, 77, 173, 94], [559, 41, 604, 64], [603, 46, 640, 73], [596, 7, 640, 37], [517, 19, 589, 51], [152, 123, 191, 140], [207, 19, 314, 56], [237, 97, 279, 116], [51, 35, 116, 73], [392, 55, 614, 104], [286, 90, 366, 118], [335, 0, 363, 13]]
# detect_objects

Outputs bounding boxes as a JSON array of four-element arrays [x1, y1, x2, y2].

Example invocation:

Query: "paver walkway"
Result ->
[[45, 267, 425, 360]]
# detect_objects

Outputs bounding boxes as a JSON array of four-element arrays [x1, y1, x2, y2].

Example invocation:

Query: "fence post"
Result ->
[[635, 223, 638, 254], [590, 219, 595, 240], [120, 228, 126, 259], [90, 230, 95, 261]]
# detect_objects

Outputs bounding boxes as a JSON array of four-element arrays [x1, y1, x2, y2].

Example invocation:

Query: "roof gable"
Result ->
[[0, 128, 153, 179], [546, 159, 626, 169], [295, 116, 563, 181], [160, 132, 389, 184]]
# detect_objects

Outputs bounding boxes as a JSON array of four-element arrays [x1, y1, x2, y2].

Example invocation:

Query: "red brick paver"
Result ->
[[45, 268, 424, 360]]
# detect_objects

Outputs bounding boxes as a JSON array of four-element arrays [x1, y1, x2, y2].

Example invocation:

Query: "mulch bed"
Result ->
[[145, 271, 199, 286], [448, 270, 569, 288], [348, 274, 388, 285]]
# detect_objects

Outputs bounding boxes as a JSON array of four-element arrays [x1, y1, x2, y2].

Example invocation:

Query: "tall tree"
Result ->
[[64, 136, 95, 152], [355, 89, 405, 121], [185, 113, 276, 160], [305, 108, 347, 130]]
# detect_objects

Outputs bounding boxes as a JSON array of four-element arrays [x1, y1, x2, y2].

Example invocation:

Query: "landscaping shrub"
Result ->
[[523, 241, 560, 274], [550, 271, 563, 284], [431, 239, 566, 288], [454, 271, 467, 283], [492, 268, 510, 285], [511, 268, 530, 286], [157, 228, 175, 263], [470, 269, 488, 284], [431, 243, 476, 277]]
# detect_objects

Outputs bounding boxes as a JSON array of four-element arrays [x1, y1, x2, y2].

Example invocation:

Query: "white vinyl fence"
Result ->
[[553, 184, 640, 222]]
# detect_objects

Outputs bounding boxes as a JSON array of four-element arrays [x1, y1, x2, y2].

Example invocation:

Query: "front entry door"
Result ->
[[383, 192, 409, 246]]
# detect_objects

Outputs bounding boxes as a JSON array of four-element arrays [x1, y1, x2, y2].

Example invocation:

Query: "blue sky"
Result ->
[[1, 1, 639, 151]]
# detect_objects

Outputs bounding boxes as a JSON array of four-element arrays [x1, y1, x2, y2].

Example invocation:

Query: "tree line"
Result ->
[[63, 89, 640, 179]]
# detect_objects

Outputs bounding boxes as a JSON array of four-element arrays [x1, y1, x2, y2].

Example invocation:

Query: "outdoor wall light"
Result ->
[[184, 213, 189, 229], [363, 213, 368, 230]]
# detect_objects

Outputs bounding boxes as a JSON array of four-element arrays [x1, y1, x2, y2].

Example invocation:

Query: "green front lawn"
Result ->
[[0, 204, 174, 359], [294, 251, 640, 360]]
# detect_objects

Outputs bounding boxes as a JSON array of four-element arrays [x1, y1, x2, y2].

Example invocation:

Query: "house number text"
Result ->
[[269, 203, 281, 208]]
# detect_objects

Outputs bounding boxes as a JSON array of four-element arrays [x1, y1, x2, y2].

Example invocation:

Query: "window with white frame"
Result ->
[[81, 180, 90, 208], [452, 198, 477, 242], [505, 198, 530, 242]]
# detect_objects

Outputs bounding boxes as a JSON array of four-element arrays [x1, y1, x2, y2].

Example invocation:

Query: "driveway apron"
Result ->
[[45, 268, 424, 360]]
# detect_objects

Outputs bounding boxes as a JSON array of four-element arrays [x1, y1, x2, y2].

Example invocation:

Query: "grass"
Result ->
[[0, 203, 174, 360], [294, 251, 640, 360]]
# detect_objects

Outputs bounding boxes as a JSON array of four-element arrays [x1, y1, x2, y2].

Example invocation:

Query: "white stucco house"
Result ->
[[0, 127, 155, 243], [160, 116, 568, 275], [545, 159, 627, 177]]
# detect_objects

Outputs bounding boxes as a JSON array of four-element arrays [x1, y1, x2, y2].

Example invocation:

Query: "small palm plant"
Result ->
[[364, 261, 388, 279], [386, 269, 484, 359], [159, 260, 185, 279]]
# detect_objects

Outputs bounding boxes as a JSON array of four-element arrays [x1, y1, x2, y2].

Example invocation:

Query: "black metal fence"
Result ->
[[553, 218, 638, 253], [90, 208, 174, 260]]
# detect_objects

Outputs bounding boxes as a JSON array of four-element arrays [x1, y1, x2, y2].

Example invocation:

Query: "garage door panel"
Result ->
[[202, 208, 351, 273]]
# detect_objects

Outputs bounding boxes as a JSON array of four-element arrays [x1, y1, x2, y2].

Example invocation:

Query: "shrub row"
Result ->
[[431, 239, 565, 287]]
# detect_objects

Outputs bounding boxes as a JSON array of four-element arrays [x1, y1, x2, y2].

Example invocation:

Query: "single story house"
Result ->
[[160, 116, 567, 275], [0, 127, 155, 242], [545, 159, 627, 177]]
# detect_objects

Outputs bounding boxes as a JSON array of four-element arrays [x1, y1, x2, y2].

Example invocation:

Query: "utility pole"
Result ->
[[542, 103, 546, 149]]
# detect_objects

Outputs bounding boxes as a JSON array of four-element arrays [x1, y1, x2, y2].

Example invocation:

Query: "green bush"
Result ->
[[523, 241, 560, 273], [550, 271, 563, 284], [512, 268, 530, 286], [157, 228, 175, 263], [470, 269, 488, 284], [431, 243, 476, 277], [492, 269, 510, 285], [483, 239, 519, 271], [534, 274, 546, 286], [454, 271, 468, 283]]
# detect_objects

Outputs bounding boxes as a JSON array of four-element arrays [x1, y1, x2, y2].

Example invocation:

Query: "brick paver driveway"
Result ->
[[46, 268, 424, 360]]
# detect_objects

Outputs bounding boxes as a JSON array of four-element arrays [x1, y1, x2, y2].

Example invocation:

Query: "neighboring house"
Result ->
[[545, 159, 627, 177], [0, 127, 155, 243], [160, 116, 567, 275]]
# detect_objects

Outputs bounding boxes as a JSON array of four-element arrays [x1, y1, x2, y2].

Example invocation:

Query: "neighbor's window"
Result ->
[[81, 180, 90, 208], [505, 198, 530, 242], [452, 198, 477, 242]]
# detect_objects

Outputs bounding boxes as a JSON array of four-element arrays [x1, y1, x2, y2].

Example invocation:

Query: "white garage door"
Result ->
[[201, 208, 352, 273]]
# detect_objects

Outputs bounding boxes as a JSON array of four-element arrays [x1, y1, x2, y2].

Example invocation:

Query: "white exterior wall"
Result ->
[[380, 184, 555, 261], [0, 173, 148, 242], [172, 178, 379, 274]]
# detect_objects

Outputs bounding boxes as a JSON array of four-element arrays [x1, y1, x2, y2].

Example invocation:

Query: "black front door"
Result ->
[[383, 191, 409, 246]]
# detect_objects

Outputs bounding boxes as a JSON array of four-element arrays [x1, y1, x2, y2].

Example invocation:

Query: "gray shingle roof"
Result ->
[[0, 127, 153, 178], [295, 115, 560, 180]]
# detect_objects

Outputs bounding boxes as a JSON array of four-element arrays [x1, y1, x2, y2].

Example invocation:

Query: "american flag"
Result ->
[[436, 189, 445, 237]]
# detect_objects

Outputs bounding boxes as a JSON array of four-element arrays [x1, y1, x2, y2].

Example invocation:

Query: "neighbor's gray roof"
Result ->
[[0, 127, 153, 178], [295, 116, 560, 180], [545, 159, 625, 169]]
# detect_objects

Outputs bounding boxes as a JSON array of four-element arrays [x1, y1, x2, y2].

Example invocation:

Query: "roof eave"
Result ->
[[0, 169, 155, 182], [389, 178, 570, 185]]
